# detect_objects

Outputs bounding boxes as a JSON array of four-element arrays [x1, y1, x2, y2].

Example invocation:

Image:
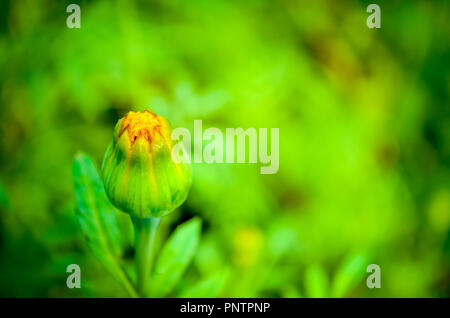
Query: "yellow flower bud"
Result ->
[[101, 110, 192, 218]]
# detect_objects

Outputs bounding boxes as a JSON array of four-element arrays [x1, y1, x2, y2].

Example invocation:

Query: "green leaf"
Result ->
[[72, 153, 137, 297], [149, 217, 201, 297], [331, 254, 367, 297], [304, 265, 329, 298], [179, 269, 229, 298]]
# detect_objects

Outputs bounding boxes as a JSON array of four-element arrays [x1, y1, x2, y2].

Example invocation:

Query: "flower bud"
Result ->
[[101, 110, 192, 218]]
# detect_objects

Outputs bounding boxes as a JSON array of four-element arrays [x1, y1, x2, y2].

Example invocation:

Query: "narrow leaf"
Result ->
[[150, 218, 201, 297], [179, 269, 229, 298], [304, 264, 329, 298], [331, 254, 367, 297], [72, 153, 137, 297]]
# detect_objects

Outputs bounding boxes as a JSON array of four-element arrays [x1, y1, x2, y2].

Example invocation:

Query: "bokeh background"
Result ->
[[0, 0, 449, 297]]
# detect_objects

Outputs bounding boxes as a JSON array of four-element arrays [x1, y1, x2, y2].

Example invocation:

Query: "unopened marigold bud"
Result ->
[[101, 110, 192, 218]]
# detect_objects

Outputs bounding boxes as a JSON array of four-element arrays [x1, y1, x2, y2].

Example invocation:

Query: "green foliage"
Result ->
[[72, 153, 137, 297], [0, 181, 9, 209], [179, 270, 229, 298], [0, 0, 448, 297], [304, 265, 329, 298], [331, 255, 368, 297], [150, 218, 201, 297]]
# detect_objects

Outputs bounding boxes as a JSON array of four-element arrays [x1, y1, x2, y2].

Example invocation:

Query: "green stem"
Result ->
[[132, 216, 161, 296], [117, 265, 139, 298]]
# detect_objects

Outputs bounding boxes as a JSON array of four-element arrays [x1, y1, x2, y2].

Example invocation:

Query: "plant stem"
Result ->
[[131, 216, 161, 296], [117, 266, 139, 298]]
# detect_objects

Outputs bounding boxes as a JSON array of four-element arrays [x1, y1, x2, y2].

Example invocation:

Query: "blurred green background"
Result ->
[[0, 0, 449, 297]]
